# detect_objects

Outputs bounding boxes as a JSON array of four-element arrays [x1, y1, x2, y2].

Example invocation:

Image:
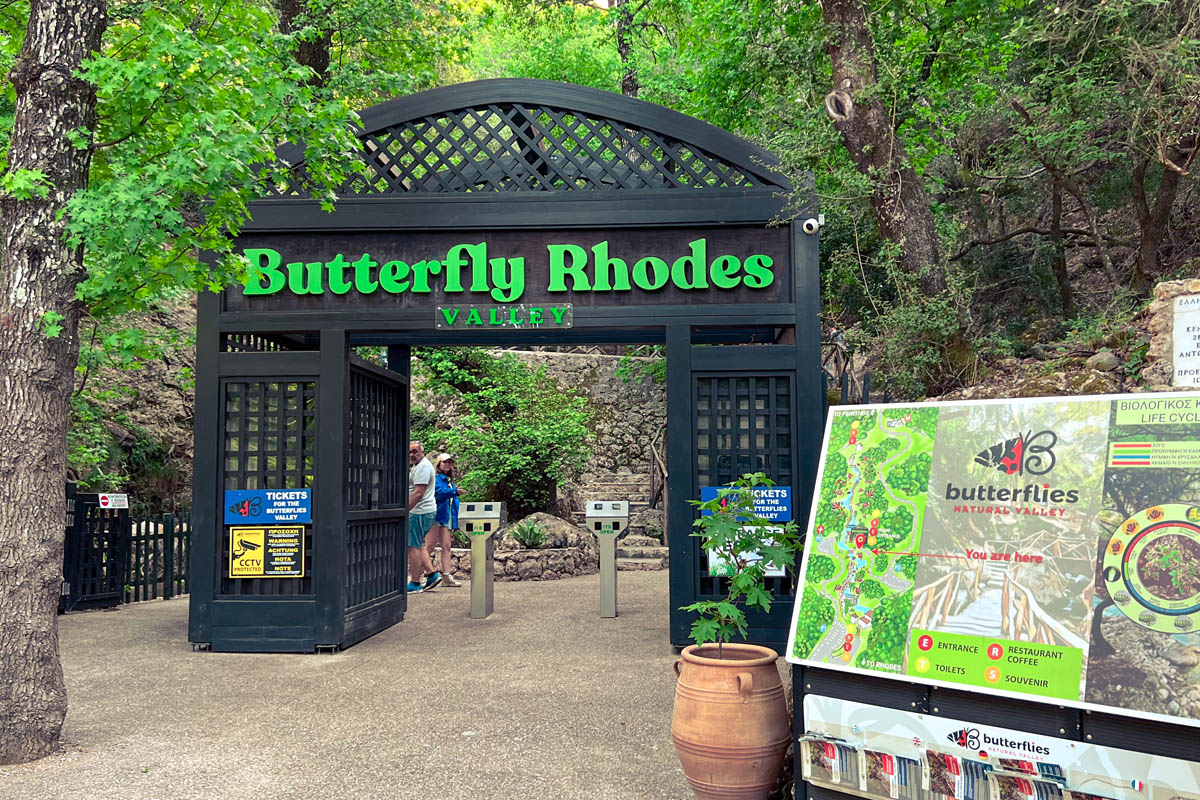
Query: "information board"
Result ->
[[800, 695, 1200, 800], [1173, 294, 1200, 386], [224, 489, 311, 525], [786, 392, 1200, 727], [228, 527, 305, 577]]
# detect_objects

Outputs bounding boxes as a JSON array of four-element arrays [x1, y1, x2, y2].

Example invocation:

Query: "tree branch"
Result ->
[[951, 226, 1132, 262]]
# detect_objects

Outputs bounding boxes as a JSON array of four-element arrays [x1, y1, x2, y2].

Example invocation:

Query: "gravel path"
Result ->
[[1, 570, 692, 800]]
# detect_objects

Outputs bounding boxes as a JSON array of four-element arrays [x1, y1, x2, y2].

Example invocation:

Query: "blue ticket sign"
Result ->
[[224, 489, 312, 525], [699, 485, 792, 521]]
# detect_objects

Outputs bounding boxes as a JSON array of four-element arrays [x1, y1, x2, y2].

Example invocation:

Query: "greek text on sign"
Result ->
[[228, 527, 305, 578], [700, 485, 792, 521], [98, 493, 128, 509], [1174, 294, 1200, 386], [224, 489, 311, 525]]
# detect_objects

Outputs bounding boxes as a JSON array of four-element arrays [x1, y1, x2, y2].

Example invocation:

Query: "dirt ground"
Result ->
[[0, 570, 695, 800]]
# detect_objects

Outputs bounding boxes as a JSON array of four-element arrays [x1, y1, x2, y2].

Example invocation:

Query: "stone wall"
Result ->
[[1145, 278, 1200, 389], [412, 350, 667, 522], [448, 545, 599, 581], [499, 351, 666, 483]]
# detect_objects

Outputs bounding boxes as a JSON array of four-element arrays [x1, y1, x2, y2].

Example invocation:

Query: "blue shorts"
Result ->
[[408, 513, 434, 548]]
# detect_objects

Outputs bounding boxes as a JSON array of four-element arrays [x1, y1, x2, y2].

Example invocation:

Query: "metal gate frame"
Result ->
[[189, 79, 824, 653]]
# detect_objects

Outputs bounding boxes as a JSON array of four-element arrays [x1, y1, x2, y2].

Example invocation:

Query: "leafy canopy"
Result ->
[[415, 347, 593, 519]]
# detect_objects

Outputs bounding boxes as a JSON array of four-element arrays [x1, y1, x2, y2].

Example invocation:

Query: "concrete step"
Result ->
[[588, 473, 653, 483], [571, 503, 653, 523], [577, 492, 652, 503], [617, 546, 670, 560], [618, 557, 666, 571], [620, 535, 662, 547]]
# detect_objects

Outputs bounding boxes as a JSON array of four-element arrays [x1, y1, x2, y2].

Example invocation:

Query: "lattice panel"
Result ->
[[347, 520, 403, 609], [695, 374, 795, 599], [220, 380, 316, 596], [272, 104, 779, 195], [221, 333, 311, 352], [348, 368, 403, 510]]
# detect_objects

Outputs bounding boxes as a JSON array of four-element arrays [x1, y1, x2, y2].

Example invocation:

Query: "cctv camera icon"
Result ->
[[232, 538, 261, 560]]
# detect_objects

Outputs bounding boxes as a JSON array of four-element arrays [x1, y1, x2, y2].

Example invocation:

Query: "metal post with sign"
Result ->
[[587, 501, 629, 618], [460, 502, 505, 619]]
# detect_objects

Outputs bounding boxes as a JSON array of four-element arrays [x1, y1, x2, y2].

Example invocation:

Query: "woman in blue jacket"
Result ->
[[428, 453, 464, 587]]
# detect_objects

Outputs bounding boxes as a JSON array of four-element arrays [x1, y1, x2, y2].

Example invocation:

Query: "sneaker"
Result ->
[[444, 574, 462, 587], [406, 581, 424, 594], [423, 571, 443, 591]]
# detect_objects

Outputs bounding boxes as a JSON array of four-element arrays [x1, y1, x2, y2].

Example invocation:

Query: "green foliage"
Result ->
[[66, 314, 191, 509], [792, 585, 835, 660], [615, 345, 666, 385], [451, 528, 471, 548], [682, 473, 801, 655], [54, 1, 363, 320], [806, 554, 836, 583], [888, 452, 933, 496], [467, 1, 620, 89], [896, 554, 919, 581], [414, 347, 593, 519], [873, 552, 890, 573], [510, 519, 547, 549], [859, 579, 884, 599], [0, 168, 50, 199], [2, 0, 475, 324], [855, 589, 913, 669]]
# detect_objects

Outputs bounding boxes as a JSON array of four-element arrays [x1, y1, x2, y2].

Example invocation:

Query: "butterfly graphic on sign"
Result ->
[[228, 495, 263, 520], [974, 430, 1057, 476], [946, 728, 980, 749]]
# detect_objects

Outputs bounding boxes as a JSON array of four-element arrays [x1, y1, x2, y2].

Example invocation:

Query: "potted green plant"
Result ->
[[672, 472, 799, 800]]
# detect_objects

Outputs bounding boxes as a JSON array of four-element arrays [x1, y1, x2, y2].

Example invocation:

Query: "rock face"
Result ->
[[496, 511, 597, 556], [448, 512, 607, 581], [1145, 277, 1200, 388], [416, 350, 665, 524], [449, 544, 599, 582], [1085, 350, 1121, 372], [1086, 612, 1200, 719], [502, 351, 666, 482]]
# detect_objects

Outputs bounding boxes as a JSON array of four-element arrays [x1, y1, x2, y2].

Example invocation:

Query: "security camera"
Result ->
[[802, 217, 821, 235]]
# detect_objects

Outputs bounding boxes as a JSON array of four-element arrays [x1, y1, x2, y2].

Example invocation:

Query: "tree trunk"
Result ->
[[277, 0, 332, 87], [819, 0, 945, 295], [0, 0, 106, 764], [1130, 157, 1182, 294], [613, 0, 638, 98], [1049, 176, 1076, 318]]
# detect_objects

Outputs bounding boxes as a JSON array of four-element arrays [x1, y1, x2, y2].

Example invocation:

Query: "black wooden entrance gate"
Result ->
[[62, 487, 131, 611], [189, 79, 822, 653]]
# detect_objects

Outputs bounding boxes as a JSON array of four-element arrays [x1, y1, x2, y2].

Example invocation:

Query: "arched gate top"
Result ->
[[273, 79, 790, 196]]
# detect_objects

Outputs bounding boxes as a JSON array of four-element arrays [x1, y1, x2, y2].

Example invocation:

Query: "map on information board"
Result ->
[[786, 392, 1200, 727]]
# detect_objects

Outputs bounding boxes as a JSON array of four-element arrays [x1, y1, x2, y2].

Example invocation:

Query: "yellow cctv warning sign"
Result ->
[[228, 527, 304, 578]]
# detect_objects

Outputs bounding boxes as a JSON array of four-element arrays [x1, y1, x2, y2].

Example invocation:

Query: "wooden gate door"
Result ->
[[667, 331, 823, 651]]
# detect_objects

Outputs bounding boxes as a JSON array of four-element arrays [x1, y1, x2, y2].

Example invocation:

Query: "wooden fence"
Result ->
[[126, 513, 192, 602]]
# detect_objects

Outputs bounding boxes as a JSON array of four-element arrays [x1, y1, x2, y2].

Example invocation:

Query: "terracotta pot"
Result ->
[[671, 643, 790, 799]]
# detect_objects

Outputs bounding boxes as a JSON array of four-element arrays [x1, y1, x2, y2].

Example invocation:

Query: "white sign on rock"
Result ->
[[1174, 294, 1200, 386]]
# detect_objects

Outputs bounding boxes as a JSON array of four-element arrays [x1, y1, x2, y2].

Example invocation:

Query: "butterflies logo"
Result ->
[[974, 430, 1057, 476], [228, 496, 263, 519], [946, 728, 980, 749]]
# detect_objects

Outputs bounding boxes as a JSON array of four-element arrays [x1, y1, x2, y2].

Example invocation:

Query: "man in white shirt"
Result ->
[[407, 441, 441, 592]]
